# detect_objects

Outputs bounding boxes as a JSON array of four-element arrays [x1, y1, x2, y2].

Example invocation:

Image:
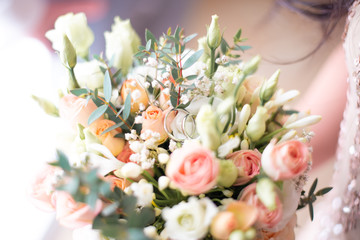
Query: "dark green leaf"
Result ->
[[86, 190, 98, 209], [145, 29, 156, 49], [171, 68, 179, 80], [309, 178, 318, 196], [104, 70, 112, 102], [170, 94, 178, 108], [88, 104, 108, 125], [123, 91, 132, 120], [174, 26, 181, 41], [309, 202, 314, 221], [183, 33, 197, 43], [102, 202, 119, 216], [70, 88, 89, 96], [183, 49, 204, 69], [315, 187, 333, 196], [56, 150, 71, 172], [282, 109, 299, 115], [221, 38, 229, 55]]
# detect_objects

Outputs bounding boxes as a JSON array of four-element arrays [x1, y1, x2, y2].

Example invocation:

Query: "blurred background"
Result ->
[[0, 0, 344, 239]]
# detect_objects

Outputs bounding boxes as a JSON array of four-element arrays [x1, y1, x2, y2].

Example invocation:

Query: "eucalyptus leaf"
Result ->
[[185, 75, 198, 80], [31, 95, 59, 117], [182, 49, 204, 69], [170, 94, 178, 108], [70, 88, 89, 96], [309, 178, 318, 196], [101, 121, 125, 136], [145, 29, 156, 49], [56, 150, 71, 172], [103, 70, 112, 102], [88, 104, 108, 125], [234, 28, 242, 42], [315, 187, 333, 196], [123, 91, 132, 120], [183, 33, 197, 43], [146, 39, 152, 51]]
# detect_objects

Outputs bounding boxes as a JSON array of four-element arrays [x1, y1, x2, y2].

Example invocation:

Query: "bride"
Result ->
[[283, 0, 360, 239]]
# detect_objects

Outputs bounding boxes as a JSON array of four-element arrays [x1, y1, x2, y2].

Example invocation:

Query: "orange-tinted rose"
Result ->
[[59, 94, 103, 129], [116, 142, 133, 163], [120, 79, 149, 113], [105, 175, 131, 191], [89, 119, 125, 156], [55, 191, 103, 229], [142, 105, 169, 143]]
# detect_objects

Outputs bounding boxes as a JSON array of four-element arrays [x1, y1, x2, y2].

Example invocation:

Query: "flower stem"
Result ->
[[209, 48, 216, 96], [68, 67, 80, 89]]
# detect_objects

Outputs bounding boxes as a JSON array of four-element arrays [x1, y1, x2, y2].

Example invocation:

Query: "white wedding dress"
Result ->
[[298, 1, 360, 239]]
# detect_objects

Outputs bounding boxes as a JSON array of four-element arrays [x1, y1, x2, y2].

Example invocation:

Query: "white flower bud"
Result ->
[[246, 106, 269, 142], [259, 69, 280, 104], [273, 90, 300, 106], [158, 176, 170, 191], [216, 97, 235, 115], [158, 153, 170, 164], [207, 15, 221, 49], [238, 104, 251, 134], [240, 139, 249, 150], [278, 130, 297, 143], [242, 55, 261, 76], [59, 34, 77, 69], [284, 115, 322, 129], [196, 104, 221, 150]]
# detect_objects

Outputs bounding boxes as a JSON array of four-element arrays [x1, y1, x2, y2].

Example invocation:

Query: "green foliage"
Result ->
[[88, 104, 108, 125], [103, 70, 112, 102], [31, 95, 59, 117], [183, 49, 204, 69]]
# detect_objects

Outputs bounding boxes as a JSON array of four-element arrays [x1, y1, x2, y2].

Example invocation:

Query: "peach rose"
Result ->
[[55, 191, 103, 229], [28, 165, 59, 212], [261, 139, 310, 181], [142, 105, 169, 143], [59, 94, 103, 129], [166, 141, 219, 195], [227, 149, 261, 186], [89, 119, 125, 156], [105, 175, 131, 191], [116, 141, 133, 163], [260, 214, 296, 240], [211, 201, 258, 240], [120, 79, 149, 113], [239, 183, 283, 229]]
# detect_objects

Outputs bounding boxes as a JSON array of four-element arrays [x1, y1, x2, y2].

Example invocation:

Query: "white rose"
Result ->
[[104, 17, 140, 75], [46, 12, 94, 58], [74, 60, 104, 90], [162, 197, 218, 240], [130, 180, 154, 207]]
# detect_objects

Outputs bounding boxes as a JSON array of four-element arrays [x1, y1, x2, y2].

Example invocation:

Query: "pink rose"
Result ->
[[55, 191, 103, 229], [116, 142, 133, 163], [28, 165, 59, 212], [261, 139, 310, 181], [260, 214, 296, 240], [59, 94, 103, 129], [239, 183, 283, 229], [226, 149, 261, 185], [166, 141, 219, 195], [142, 105, 173, 143]]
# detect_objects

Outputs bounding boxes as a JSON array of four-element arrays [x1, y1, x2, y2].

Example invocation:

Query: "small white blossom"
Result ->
[[152, 80, 159, 88], [131, 89, 141, 101], [215, 58, 221, 64], [143, 81, 150, 89], [135, 116, 144, 124], [139, 103, 146, 111], [130, 180, 154, 207], [180, 94, 189, 104], [163, 88, 170, 95], [115, 162, 142, 179], [162, 72, 170, 79], [146, 57, 158, 67], [169, 140, 178, 152], [129, 141, 144, 153], [144, 226, 158, 239]]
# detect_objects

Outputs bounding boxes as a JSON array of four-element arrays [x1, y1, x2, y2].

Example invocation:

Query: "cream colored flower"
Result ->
[[74, 60, 104, 90], [46, 12, 94, 58], [104, 17, 140, 75]]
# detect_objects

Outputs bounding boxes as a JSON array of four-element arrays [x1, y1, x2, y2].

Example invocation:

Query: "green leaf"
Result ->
[[186, 75, 198, 80], [309, 178, 318, 196], [174, 26, 181, 41], [221, 38, 229, 55], [70, 88, 89, 96], [234, 28, 242, 42], [101, 121, 124, 135], [315, 187, 333, 196], [183, 33, 197, 43], [171, 68, 179, 80], [123, 91, 132, 120], [102, 202, 119, 216], [104, 70, 112, 102], [108, 55, 115, 68], [145, 29, 156, 49], [170, 94, 178, 108], [234, 45, 252, 52], [309, 202, 314, 221], [182, 49, 204, 69], [146, 39, 152, 51], [56, 150, 71, 172], [88, 105, 108, 125]]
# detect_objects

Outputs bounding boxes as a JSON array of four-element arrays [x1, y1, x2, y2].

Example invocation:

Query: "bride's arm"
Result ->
[[296, 44, 347, 168]]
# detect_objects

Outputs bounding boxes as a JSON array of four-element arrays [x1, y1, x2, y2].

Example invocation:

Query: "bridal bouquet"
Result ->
[[29, 13, 331, 240]]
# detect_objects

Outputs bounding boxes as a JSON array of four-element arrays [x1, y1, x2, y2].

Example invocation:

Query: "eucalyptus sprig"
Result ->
[[297, 178, 333, 221]]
